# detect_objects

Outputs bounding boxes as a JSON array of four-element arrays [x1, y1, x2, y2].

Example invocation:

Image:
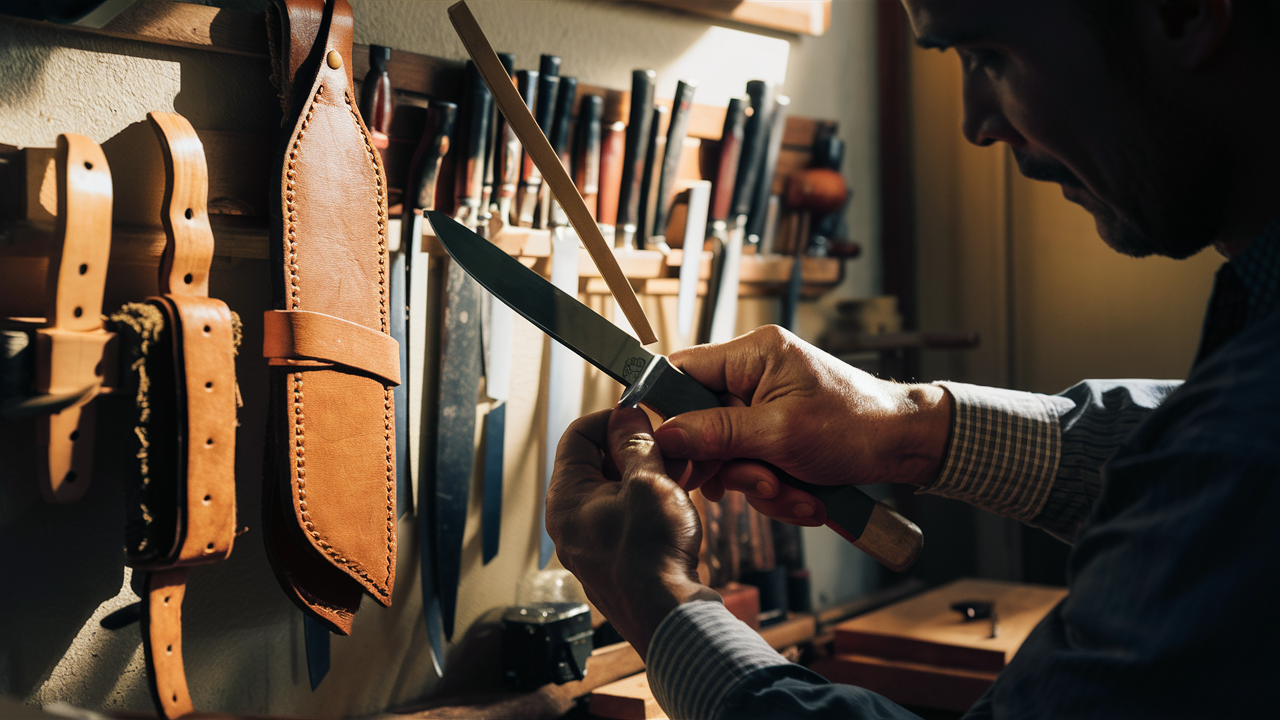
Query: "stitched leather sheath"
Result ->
[[264, 0, 398, 635]]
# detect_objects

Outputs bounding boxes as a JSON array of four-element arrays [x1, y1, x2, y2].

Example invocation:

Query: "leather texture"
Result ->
[[33, 134, 115, 504], [125, 111, 240, 720], [143, 568, 195, 719], [264, 0, 397, 635], [263, 309, 401, 386]]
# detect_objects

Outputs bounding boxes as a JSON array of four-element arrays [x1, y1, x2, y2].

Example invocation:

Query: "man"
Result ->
[[547, 0, 1280, 717]]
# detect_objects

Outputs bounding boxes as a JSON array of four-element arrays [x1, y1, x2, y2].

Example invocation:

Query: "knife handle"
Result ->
[[746, 95, 790, 242], [457, 61, 494, 215], [653, 79, 698, 240], [515, 70, 540, 184], [406, 101, 458, 213], [574, 94, 603, 219], [628, 355, 924, 573], [617, 69, 656, 231], [597, 119, 625, 230], [539, 53, 562, 79], [637, 104, 667, 247], [731, 80, 773, 220], [551, 76, 578, 165], [710, 98, 747, 225]]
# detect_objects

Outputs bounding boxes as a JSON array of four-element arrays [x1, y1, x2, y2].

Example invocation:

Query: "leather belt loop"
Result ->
[[133, 111, 239, 720], [263, 309, 401, 386], [143, 568, 195, 719], [34, 133, 116, 504]]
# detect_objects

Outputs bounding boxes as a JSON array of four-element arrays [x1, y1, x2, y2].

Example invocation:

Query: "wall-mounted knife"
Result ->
[[510, 69, 539, 226], [596, 117, 626, 244], [426, 211, 924, 573], [707, 81, 772, 344], [518, 56, 560, 228], [615, 69, 656, 249], [574, 94, 603, 219], [636, 104, 668, 250], [484, 52, 515, 230], [435, 60, 490, 645], [648, 79, 698, 254], [697, 97, 746, 344], [401, 98, 456, 677], [747, 95, 789, 252]]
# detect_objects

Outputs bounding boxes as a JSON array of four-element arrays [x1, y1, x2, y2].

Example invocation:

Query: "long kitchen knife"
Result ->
[[648, 79, 698, 254], [596, 116, 626, 245], [748, 95, 789, 251], [697, 97, 747, 344], [615, 69, 656, 250], [426, 211, 923, 573], [708, 81, 772, 344], [675, 180, 712, 338], [435, 60, 490, 644], [520, 56, 560, 228], [484, 52, 516, 230], [402, 99, 456, 676]]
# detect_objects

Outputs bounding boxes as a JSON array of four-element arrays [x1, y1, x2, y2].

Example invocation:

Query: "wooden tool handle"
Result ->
[[709, 98, 746, 224], [448, 0, 657, 344]]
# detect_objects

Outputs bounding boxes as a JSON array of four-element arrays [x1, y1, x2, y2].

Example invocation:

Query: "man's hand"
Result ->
[[546, 407, 721, 660], [654, 326, 953, 524]]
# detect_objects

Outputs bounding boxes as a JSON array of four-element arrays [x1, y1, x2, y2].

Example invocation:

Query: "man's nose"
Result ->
[[960, 73, 1023, 148]]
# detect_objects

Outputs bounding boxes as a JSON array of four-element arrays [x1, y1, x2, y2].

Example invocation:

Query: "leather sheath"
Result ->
[[264, 0, 399, 635]]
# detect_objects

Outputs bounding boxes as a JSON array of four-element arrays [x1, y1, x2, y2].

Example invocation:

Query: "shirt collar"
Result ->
[[1228, 217, 1280, 323]]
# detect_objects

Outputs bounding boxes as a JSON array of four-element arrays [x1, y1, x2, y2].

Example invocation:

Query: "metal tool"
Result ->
[[426, 211, 924, 573]]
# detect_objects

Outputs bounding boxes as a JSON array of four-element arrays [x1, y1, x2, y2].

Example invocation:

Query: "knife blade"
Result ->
[[676, 180, 712, 338], [436, 60, 490, 644], [426, 210, 924, 573], [615, 69, 656, 250], [649, 79, 698, 254], [698, 97, 747, 345], [402, 98, 456, 677]]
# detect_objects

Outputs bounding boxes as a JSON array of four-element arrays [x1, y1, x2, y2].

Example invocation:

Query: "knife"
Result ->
[[648, 79, 698, 254], [596, 117, 626, 245], [359, 44, 394, 165], [510, 69, 539, 226], [436, 59, 490, 644], [402, 99, 456, 676], [485, 52, 515, 230], [615, 69, 656, 249], [675, 180, 712, 338], [698, 97, 747, 344], [545, 74, 578, 224], [707, 81, 771, 344], [748, 95, 789, 251], [636, 104, 668, 250], [426, 211, 923, 573], [519, 56, 560, 228], [573, 94, 603, 218]]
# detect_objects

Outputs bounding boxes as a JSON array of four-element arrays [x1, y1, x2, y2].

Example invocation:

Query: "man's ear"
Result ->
[[1155, 0, 1233, 68]]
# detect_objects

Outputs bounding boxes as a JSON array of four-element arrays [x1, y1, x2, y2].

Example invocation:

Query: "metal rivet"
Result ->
[[327, 50, 342, 69]]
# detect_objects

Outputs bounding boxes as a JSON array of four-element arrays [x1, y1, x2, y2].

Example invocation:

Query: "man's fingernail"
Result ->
[[656, 428, 690, 456], [756, 481, 774, 497], [793, 503, 814, 518]]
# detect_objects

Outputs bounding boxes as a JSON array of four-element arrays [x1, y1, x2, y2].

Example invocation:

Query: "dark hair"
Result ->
[[1077, 0, 1280, 63]]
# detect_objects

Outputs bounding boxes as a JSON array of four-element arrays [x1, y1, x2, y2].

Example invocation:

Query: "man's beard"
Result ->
[[1012, 150, 1224, 260]]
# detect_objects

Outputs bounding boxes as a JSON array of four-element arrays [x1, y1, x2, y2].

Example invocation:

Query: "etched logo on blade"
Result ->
[[622, 357, 647, 383]]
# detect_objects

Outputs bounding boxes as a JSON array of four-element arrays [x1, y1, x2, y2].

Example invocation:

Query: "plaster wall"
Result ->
[[0, 2, 883, 716]]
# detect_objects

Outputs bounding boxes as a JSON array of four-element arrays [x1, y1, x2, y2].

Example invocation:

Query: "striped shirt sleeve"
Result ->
[[923, 380, 1179, 543], [647, 600, 790, 720], [921, 381, 1073, 524]]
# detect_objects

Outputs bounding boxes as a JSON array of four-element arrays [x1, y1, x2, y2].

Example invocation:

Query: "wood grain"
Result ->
[[447, 1, 658, 345]]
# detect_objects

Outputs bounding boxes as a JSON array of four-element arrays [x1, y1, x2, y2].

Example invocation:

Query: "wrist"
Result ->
[[610, 573, 718, 661], [894, 383, 954, 487]]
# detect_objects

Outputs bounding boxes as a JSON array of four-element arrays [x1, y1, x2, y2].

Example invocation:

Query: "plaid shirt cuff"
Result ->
[[921, 381, 1072, 523], [648, 600, 789, 720]]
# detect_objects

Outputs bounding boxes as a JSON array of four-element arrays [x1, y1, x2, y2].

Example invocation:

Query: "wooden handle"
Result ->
[[841, 502, 923, 574], [449, 1, 657, 345]]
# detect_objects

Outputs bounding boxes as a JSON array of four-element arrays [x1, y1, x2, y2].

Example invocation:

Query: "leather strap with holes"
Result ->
[[262, 0, 398, 636], [28, 134, 117, 503], [131, 111, 238, 720]]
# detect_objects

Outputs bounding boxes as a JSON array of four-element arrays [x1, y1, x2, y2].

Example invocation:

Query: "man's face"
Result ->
[[903, 0, 1225, 259]]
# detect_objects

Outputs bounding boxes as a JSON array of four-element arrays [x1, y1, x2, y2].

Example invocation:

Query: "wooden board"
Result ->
[[834, 578, 1067, 672], [809, 652, 999, 713], [590, 672, 668, 720]]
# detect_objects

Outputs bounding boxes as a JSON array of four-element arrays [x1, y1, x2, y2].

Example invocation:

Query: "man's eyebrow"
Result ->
[[914, 29, 988, 50]]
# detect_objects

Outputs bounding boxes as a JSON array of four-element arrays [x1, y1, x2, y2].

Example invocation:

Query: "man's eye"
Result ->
[[964, 48, 1004, 74]]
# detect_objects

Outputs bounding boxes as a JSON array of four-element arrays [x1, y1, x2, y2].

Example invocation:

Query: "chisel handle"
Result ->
[[623, 355, 924, 573]]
